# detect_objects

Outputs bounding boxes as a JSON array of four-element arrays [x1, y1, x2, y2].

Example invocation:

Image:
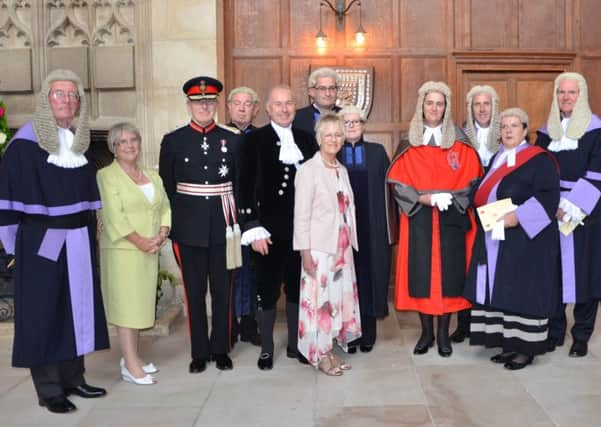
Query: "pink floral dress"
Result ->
[[297, 166, 362, 366]]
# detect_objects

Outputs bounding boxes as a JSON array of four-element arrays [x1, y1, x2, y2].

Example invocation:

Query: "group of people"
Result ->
[[0, 66, 599, 414]]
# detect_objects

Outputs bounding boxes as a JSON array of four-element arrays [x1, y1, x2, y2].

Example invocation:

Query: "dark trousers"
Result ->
[[254, 239, 301, 310], [549, 301, 599, 343], [173, 242, 231, 360], [456, 308, 471, 332], [30, 356, 85, 399]]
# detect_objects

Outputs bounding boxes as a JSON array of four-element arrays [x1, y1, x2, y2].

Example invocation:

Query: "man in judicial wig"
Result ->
[[237, 85, 318, 370], [536, 72, 601, 358], [451, 84, 501, 343], [0, 69, 109, 413]]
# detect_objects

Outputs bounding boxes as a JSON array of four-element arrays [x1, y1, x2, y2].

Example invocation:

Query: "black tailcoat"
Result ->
[[237, 124, 318, 239]]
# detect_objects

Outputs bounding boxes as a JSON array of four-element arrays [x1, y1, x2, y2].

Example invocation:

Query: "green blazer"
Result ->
[[97, 161, 171, 250]]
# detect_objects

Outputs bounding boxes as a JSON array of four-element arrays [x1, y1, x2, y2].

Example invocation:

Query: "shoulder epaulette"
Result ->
[[217, 123, 241, 134]]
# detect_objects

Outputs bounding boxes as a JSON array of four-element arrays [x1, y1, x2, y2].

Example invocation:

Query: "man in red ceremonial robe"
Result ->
[[387, 81, 482, 357]]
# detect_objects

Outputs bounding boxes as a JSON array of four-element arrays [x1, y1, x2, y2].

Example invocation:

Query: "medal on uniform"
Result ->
[[218, 164, 229, 177], [201, 136, 209, 151], [221, 139, 228, 153]]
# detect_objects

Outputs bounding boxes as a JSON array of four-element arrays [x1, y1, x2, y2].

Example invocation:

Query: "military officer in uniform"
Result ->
[[159, 76, 242, 373], [238, 84, 318, 370]]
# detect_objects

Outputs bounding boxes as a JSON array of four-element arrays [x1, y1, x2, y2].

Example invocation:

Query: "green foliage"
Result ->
[[0, 101, 14, 157]]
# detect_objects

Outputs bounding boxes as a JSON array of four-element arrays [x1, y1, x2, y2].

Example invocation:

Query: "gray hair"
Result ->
[[499, 107, 529, 128], [465, 85, 500, 152], [315, 112, 344, 144], [308, 67, 340, 88], [227, 86, 260, 104], [107, 122, 141, 154], [33, 69, 89, 155], [338, 104, 366, 122]]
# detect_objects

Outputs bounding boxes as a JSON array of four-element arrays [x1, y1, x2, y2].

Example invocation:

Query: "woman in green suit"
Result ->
[[97, 123, 171, 385]]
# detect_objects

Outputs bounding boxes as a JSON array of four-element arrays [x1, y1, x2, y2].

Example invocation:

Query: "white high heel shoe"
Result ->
[[120, 357, 159, 374], [120, 364, 155, 385]]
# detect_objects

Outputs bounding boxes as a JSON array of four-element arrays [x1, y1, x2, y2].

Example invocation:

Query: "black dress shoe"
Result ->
[[214, 354, 233, 370], [546, 337, 564, 352], [286, 347, 310, 365], [347, 345, 357, 354], [359, 344, 373, 353], [438, 344, 452, 357], [490, 352, 517, 364], [39, 395, 77, 413], [189, 358, 207, 373], [450, 328, 469, 343], [569, 340, 588, 357], [257, 352, 273, 370], [65, 384, 106, 399], [413, 338, 434, 355], [504, 355, 533, 370]]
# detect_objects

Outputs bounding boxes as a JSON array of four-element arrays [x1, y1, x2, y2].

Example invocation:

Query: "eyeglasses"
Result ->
[[50, 90, 80, 102], [313, 86, 338, 93], [344, 119, 362, 127]]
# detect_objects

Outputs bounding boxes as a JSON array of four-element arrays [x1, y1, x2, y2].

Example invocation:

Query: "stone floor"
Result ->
[[1, 305, 601, 426]]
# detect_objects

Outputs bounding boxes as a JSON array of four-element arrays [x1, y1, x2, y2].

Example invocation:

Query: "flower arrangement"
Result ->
[[0, 101, 13, 157]]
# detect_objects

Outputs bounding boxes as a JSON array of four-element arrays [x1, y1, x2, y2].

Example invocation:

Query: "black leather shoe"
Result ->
[[287, 347, 310, 365], [569, 340, 588, 357], [438, 344, 452, 357], [490, 352, 517, 364], [546, 337, 564, 352], [347, 345, 358, 354], [38, 395, 77, 413], [65, 384, 106, 399], [450, 328, 469, 343], [257, 352, 273, 370], [413, 338, 434, 355], [214, 354, 233, 370], [504, 355, 533, 370], [360, 344, 373, 353], [189, 358, 207, 373]]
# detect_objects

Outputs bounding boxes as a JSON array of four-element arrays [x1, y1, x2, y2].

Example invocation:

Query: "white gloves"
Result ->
[[430, 192, 453, 211], [558, 197, 585, 225]]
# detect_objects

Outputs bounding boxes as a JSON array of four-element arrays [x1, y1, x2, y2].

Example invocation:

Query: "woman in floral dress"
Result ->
[[293, 113, 362, 376]]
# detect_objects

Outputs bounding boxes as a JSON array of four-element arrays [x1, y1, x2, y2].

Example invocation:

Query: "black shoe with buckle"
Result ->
[[189, 358, 207, 373], [214, 354, 233, 370], [65, 384, 106, 399], [569, 340, 588, 357], [257, 352, 273, 370], [38, 395, 77, 413]]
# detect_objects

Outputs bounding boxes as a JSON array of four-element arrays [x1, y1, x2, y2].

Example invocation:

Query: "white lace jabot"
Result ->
[[46, 127, 88, 168]]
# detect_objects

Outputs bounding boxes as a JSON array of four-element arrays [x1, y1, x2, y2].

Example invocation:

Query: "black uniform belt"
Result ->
[[22, 211, 94, 229], [176, 182, 233, 196]]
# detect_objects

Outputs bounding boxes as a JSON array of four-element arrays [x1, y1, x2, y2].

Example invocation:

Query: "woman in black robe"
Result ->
[[337, 105, 396, 353], [464, 108, 560, 370]]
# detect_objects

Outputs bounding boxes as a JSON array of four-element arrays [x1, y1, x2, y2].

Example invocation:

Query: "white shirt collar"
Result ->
[[423, 125, 442, 146], [492, 140, 527, 169], [271, 121, 304, 165], [46, 127, 88, 168]]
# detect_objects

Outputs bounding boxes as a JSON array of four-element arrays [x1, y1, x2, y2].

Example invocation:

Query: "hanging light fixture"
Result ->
[[315, 2, 328, 48], [315, 0, 366, 47]]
